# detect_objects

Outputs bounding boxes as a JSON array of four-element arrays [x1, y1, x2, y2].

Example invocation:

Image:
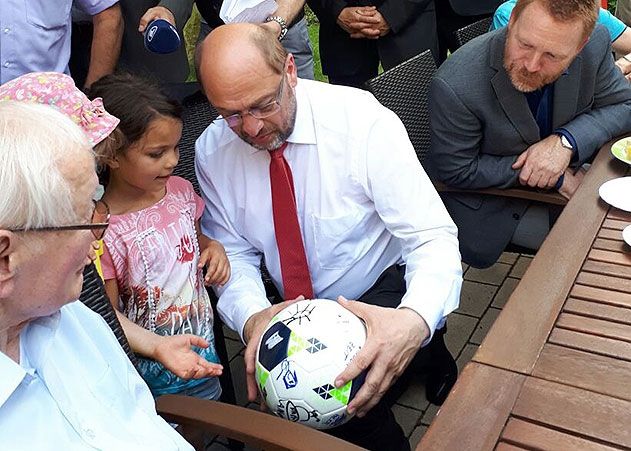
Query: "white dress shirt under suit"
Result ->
[[196, 79, 463, 342], [0, 301, 193, 451]]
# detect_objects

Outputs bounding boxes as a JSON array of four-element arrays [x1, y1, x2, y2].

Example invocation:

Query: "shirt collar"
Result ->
[[0, 309, 61, 407], [0, 349, 27, 409], [286, 79, 317, 146]]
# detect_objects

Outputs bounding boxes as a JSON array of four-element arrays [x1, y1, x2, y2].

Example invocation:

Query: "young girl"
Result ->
[[89, 73, 229, 402]]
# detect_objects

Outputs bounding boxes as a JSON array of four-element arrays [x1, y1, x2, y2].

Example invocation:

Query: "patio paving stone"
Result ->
[[470, 307, 502, 345], [509, 255, 533, 278], [464, 262, 511, 285], [492, 277, 520, 308], [456, 280, 497, 317]]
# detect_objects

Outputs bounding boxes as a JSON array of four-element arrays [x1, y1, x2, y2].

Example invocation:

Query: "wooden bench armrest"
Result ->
[[156, 395, 364, 451], [434, 182, 568, 206]]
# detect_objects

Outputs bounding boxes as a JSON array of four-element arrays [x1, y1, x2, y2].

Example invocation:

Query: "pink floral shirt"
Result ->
[[101, 176, 219, 395]]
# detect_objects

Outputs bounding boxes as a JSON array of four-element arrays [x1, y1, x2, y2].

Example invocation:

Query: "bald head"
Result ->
[[197, 23, 288, 103]]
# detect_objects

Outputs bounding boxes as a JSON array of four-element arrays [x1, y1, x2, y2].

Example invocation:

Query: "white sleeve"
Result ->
[[361, 107, 463, 343]]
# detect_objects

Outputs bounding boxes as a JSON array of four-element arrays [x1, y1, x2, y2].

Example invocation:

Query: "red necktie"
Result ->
[[268, 143, 314, 300]]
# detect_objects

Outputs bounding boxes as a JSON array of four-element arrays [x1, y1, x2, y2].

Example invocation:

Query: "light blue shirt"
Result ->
[[491, 0, 627, 42], [0, 0, 118, 85], [0, 301, 193, 450]]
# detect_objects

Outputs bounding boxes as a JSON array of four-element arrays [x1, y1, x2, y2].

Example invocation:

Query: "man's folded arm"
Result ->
[[427, 76, 520, 189]]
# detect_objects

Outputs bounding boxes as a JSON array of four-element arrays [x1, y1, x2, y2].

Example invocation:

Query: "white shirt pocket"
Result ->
[[311, 209, 369, 270]]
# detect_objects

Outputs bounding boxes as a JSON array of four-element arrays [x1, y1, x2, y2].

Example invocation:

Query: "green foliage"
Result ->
[[609, 0, 617, 13]]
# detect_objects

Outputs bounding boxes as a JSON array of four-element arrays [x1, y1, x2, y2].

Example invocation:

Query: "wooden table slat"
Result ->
[[606, 209, 631, 222], [419, 363, 525, 451], [549, 328, 631, 361], [587, 248, 631, 267], [575, 272, 631, 294], [556, 313, 631, 342], [532, 344, 631, 401], [582, 260, 631, 280], [570, 284, 631, 309], [512, 377, 631, 448], [501, 418, 620, 451], [602, 218, 628, 231], [563, 298, 631, 325], [495, 442, 528, 451], [473, 145, 623, 374], [592, 238, 629, 253], [598, 228, 624, 241]]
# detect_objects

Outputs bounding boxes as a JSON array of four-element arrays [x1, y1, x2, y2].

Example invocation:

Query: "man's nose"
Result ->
[[523, 52, 543, 73], [241, 113, 264, 137]]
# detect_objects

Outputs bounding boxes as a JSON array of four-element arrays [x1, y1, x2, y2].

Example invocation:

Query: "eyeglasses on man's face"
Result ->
[[218, 69, 287, 128], [9, 200, 110, 240]]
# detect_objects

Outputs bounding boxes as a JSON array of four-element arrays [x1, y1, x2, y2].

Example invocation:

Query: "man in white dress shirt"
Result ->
[[0, 102, 193, 450], [195, 23, 462, 450]]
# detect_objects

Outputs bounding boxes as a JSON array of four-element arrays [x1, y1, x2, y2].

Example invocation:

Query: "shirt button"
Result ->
[[3, 28, 9, 34], [3, 62, 10, 68], [512, 213, 520, 220], [84, 429, 96, 440]]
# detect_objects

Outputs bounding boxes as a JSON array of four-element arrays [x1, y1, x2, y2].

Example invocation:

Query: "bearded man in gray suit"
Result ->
[[427, 0, 631, 269]]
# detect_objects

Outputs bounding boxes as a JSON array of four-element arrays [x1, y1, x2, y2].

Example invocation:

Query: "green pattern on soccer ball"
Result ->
[[287, 331, 308, 357], [256, 362, 269, 388], [330, 380, 352, 404]]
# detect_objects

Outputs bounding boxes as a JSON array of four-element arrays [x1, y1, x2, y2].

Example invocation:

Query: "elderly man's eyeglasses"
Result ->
[[10, 200, 110, 240], [219, 71, 286, 128]]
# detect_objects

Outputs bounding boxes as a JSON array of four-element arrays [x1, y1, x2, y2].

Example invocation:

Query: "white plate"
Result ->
[[599, 177, 631, 212], [623, 225, 631, 247]]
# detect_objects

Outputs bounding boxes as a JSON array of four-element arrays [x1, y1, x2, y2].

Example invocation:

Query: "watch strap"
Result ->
[[265, 16, 288, 41]]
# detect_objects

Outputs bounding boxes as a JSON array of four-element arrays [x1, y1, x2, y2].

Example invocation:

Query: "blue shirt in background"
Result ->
[[0, 0, 117, 85], [491, 0, 626, 42]]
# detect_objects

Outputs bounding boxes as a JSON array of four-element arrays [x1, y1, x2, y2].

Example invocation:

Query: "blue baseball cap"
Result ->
[[144, 19, 181, 54]]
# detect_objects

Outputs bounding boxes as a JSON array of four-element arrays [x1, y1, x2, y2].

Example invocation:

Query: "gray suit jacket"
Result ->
[[426, 25, 631, 268], [118, 0, 194, 83]]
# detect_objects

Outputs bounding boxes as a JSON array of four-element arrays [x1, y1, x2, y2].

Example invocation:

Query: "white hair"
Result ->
[[0, 101, 93, 230]]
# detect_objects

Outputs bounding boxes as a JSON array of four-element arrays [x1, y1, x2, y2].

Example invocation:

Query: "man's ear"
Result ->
[[0, 231, 17, 297]]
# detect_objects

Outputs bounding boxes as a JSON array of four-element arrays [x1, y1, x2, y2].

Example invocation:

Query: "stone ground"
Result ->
[[206, 252, 533, 450]]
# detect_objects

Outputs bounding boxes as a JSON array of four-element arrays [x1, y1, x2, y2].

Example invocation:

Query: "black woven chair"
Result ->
[[174, 87, 220, 195], [365, 50, 437, 162], [80, 263, 138, 367], [453, 16, 493, 49]]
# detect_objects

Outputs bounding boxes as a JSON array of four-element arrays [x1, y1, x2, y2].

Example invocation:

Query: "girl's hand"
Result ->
[[199, 239, 231, 286], [152, 334, 223, 380]]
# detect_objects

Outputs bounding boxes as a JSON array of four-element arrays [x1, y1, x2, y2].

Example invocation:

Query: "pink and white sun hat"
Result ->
[[0, 72, 119, 146]]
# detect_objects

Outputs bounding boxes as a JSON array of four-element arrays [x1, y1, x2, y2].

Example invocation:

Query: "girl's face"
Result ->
[[112, 116, 182, 194]]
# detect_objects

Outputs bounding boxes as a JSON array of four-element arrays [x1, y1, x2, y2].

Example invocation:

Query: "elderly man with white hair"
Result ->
[[0, 102, 193, 450]]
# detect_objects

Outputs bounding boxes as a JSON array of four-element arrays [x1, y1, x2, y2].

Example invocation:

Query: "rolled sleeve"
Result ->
[[76, 0, 119, 16]]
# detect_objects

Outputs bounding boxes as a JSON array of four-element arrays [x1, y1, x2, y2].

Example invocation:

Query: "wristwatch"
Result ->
[[559, 134, 573, 151], [265, 16, 288, 41]]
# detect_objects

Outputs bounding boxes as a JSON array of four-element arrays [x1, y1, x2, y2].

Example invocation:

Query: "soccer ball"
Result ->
[[255, 299, 366, 430]]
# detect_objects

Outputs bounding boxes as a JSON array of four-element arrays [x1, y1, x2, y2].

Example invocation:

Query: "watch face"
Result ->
[[560, 136, 572, 149]]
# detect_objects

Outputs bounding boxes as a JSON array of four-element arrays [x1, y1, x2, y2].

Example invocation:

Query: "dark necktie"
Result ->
[[268, 142, 314, 300]]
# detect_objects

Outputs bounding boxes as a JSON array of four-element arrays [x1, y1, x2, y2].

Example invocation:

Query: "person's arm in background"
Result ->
[[306, 0, 380, 38], [261, 0, 306, 38], [138, 0, 195, 32], [84, 3, 123, 88]]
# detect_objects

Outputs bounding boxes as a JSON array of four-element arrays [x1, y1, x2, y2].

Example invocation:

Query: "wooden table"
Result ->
[[419, 141, 631, 450]]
